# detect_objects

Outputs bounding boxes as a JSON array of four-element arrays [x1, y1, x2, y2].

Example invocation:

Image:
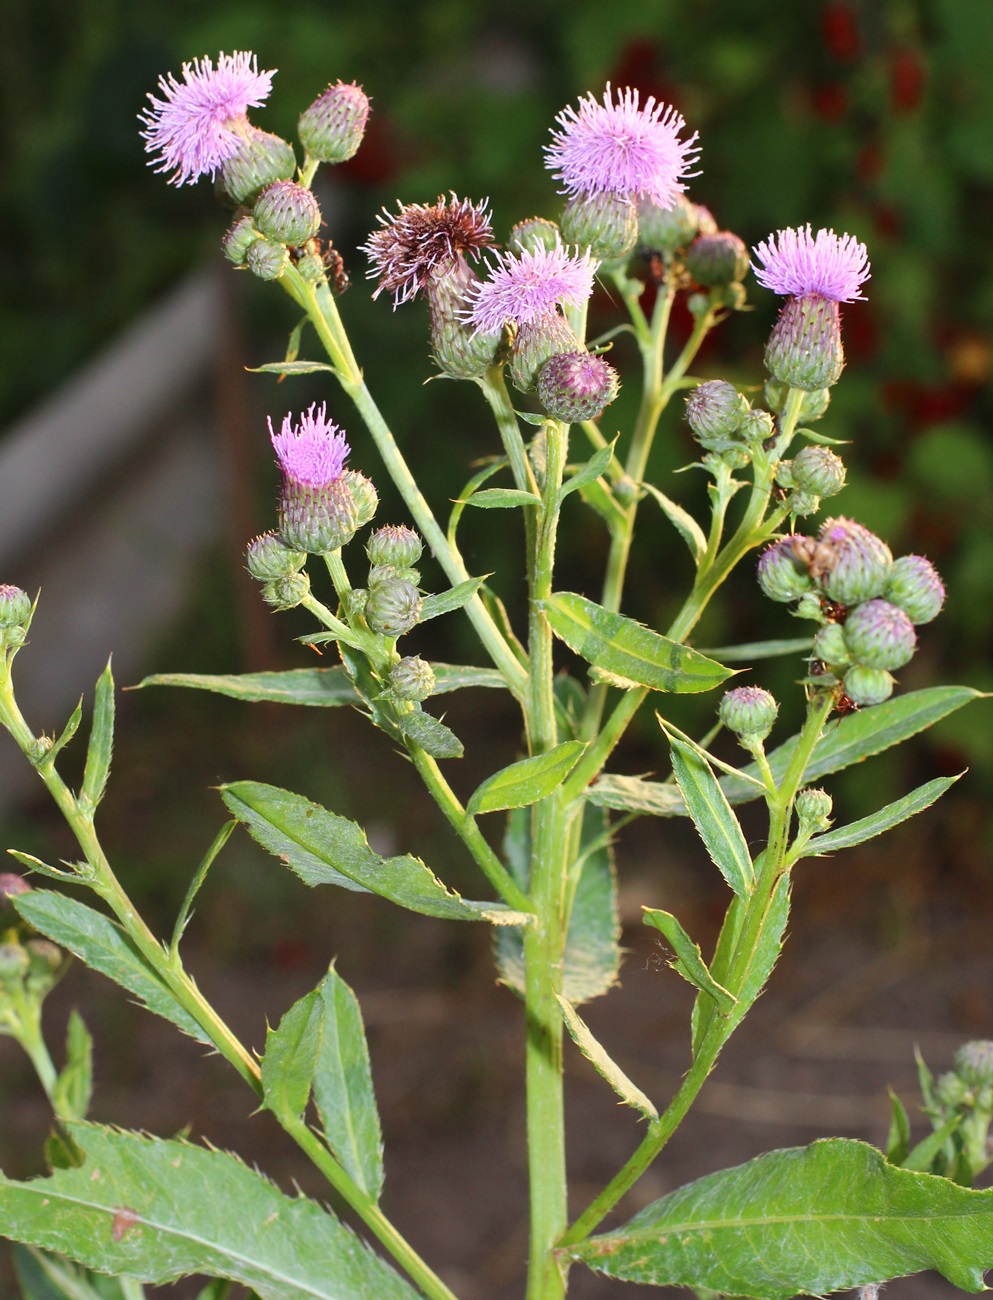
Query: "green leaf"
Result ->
[[585, 774, 686, 818], [577, 477, 627, 532], [459, 487, 540, 508], [261, 989, 323, 1123], [903, 1115, 961, 1175], [44, 700, 83, 766], [396, 710, 463, 759], [496, 804, 619, 1004], [53, 1012, 93, 1123], [560, 442, 616, 500], [136, 668, 361, 706], [0, 1123, 418, 1299], [571, 1137, 993, 1297], [247, 360, 337, 375], [642, 908, 736, 1014], [640, 482, 707, 564], [544, 592, 734, 694], [886, 1088, 912, 1165], [697, 636, 813, 663], [725, 876, 790, 1034], [721, 687, 986, 805], [80, 661, 114, 812], [12, 1245, 136, 1300], [800, 775, 961, 856], [312, 968, 384, 1202], [418, 576, 487, 622], [221, 782, 528, 925], [467, 741, 586, 816], [13, 892, 210, 1045], [557, 996, 657, 1119], [667, 736, 754, 897]]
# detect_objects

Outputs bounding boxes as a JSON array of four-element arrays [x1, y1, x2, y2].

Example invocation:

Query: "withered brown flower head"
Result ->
[[363, 193, 494, 306]]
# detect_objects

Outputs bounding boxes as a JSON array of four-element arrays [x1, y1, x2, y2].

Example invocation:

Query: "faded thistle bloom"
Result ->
[[753, 226, 870, 392], [270, 404, 360, 553], [139, 52, 275, 187]]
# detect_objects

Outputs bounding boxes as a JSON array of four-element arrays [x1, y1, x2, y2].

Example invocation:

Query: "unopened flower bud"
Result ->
[[685, 231, 750, 287], [757, 538, 815, 603], [718, 686, 779, 744], [0, 585, 31, 629], [341, 470, 378, 530], [740, 410, 775, 445], [788, 490, 821, 517], [253, 180, 321, 246], [791, 445, 846, 498], [765, 382, 832, 422], [367, 525, 423, 569], [694, 205, 718, 236], [817, 518, 893, 605], [954, 1041, 993, 1090], [295, 251, 327, 284], [246, 532, 307, 581], [222, 214, 261, 265], [537, 351, 620, 423], [0, 941, 28, 984], [936, 1071, 969, 1108], [219, 127, 296, 206], [886, 554, 945, 625], [812, 621, 850, 667], [245, 237, 291, 281], [389, 656, 436, 702], [510, 312, 582, 394], [560, 191, 638, 261], [366, 577, 422, 637], [262, 571, 311, 609], [685, 380, 750, 450], [25, 938, 63, 992], [298, 81, 370, 163], [370, 564, 420, 588], [0, 873, 30, 906], [843, 598, 917, 671], [795, 787, 833, 832], [765, 295, 845, 391], [795, 592, 826, 622], [508, 218, 562, 255], [637, 193, 698, 255], [842, 663, 894, 707]]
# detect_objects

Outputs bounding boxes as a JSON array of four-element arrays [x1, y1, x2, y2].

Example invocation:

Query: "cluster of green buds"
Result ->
[[245, 531, 310, 610], [684, 380, 775, 468], [775, 443, 847, 516], [0, 584, 32, 656], [361, 525, 424, 641], [0, 874, 67, 1024], [758, 518, 945, 707], [223, 179, 324, 282], [927, 1041, 993, 1183]]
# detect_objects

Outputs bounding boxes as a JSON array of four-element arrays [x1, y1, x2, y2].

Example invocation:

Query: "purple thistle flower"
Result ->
[[465, 243, 595, 335], [544, 84, 699, 207], [269, 404, 349, 486], [139, 51, 275, 187], [751, 225, 870, 303], [363, 194, 494, 307]]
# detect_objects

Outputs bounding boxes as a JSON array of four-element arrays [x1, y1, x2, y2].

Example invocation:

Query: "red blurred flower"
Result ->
[[821, 3, 861, 61]]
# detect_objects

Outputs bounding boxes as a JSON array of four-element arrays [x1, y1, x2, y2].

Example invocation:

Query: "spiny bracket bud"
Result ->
[[389, 656, 436, 702], [0, 585, 32, 629], [510, 312, 582, 394], [262, 571, 311, 610], [814, 518, 893, 605], [812, 621, 850, 668], [842, 663, 894, 707], [842, 598, 917, 671], [685, 380, 750, 451], [222, 214, 261, 265], [795, 787, 833, 833], [790, 445, 846, 498], [245, 237, 291, 281], [536, 351, 620, 423], [299, 81, 370, 164], [367, 525, 423, 569], [508, 217, 562, 255], [886, 554, 945, 625], [637, 193, 699, 257], [954, 1041, 993, 1091], [365, 578, 422, 637], [718, 686, 779, 746], [253, 180, 322, 246], [765, 295, 845, 392], [757, 538, 815, 603], [246, 532, 307, 581], [342, 471, 378, 530], [219, 128, 296, 207], [685, 231, 750, 287], [560, 191, 638, 261]]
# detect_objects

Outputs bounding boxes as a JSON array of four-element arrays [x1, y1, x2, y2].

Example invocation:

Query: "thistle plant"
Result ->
[[0, 51, 990, 1300]]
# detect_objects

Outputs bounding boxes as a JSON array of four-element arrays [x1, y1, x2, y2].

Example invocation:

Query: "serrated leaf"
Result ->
[[545, 592, 734, 694], [261, 989, 323, 1123], [560, 442, 616, 499], [725, 876, 790, 1034], [642, 908, 736, 1013], [44, 701, 83, 766], [136, 668, 361, 706], [467, 741, 586, 816], [557, 996, 657, 1119], [396, 709, 463, 759], [721, 687, 986, 805], [221, 782, 528, 925], [247, 360, 337, 375], [640, 482, 707, 563], [0, 1123, 418, 1299], [697, 636, 813, 663], [52, 1011, 93, 1123], [886, 1088, 912, 1165], [312, 968, 384, 1202], [496, 804, 619, 1004], [800, 775, 961, 856], [13, 892, 209, 1045], [80, 661, 114, 812], [419, 576, 487, 622], [459, 487, 540, 508], [585, 774, 686, 817], [668, 737, 754, 897], [572, 1138, 993, 1297]]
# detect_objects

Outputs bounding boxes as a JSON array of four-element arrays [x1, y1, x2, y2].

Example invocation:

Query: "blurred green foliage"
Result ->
[[2, 0, 991, 796]]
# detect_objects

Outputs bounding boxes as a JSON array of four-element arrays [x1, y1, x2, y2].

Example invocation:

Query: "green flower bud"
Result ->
[[791, 445, 846, 498], [0, 941, 29, 984], [795, 787, 833, 832], [718, 686, 779, 744], [510, 312, 582, 394], [389, 656, 436, 702], [817, 518, 893, 605], [788, 490, 821, 518], [219, 127, 296, 206], [560, 191, 638, 261], [842, 599, 917, 671], [765, 295, 845, 392], [25, 938, 64, 993], [298, 81, 370, 164], [954, 1041, 993, 1090], [246, 532, 307, 581], [366, 578, 422, 637], [262, 571, 311, 610], [253, 181, 322, 246], [694, 205, 718, 236], [536, 351, 620, 423], [245, 237, 291, 281], [637, 193, 699, 256], [812, 621, 851, 667], [757, 538, 815, 603], [222, 214, 261, 265], [685, 381, 750, 450], [0, 585, 31, 629], [935, 1071, 970, 1108], [886, 555, 945, 626], [508, 217, 562, 255], [842, 663, 894, 707], [739, 410, 775, 444], [685, 231, 750, 287], [0, 873, 31, 907], [795, 591, 827, 622], [369, 564, 420, 588], [295, 251, 327, 284], [367, 525, 423, 569], [341, 470, 378, 530]]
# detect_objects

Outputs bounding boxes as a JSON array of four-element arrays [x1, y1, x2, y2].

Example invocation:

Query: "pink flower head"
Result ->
[[751, 225, 870, 302], [544, 84, 699, 207], [269, 404, 349, 487], [139, 51, 275, 187], [465, 243, 595, 335], [363, 194, 494, 307]]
